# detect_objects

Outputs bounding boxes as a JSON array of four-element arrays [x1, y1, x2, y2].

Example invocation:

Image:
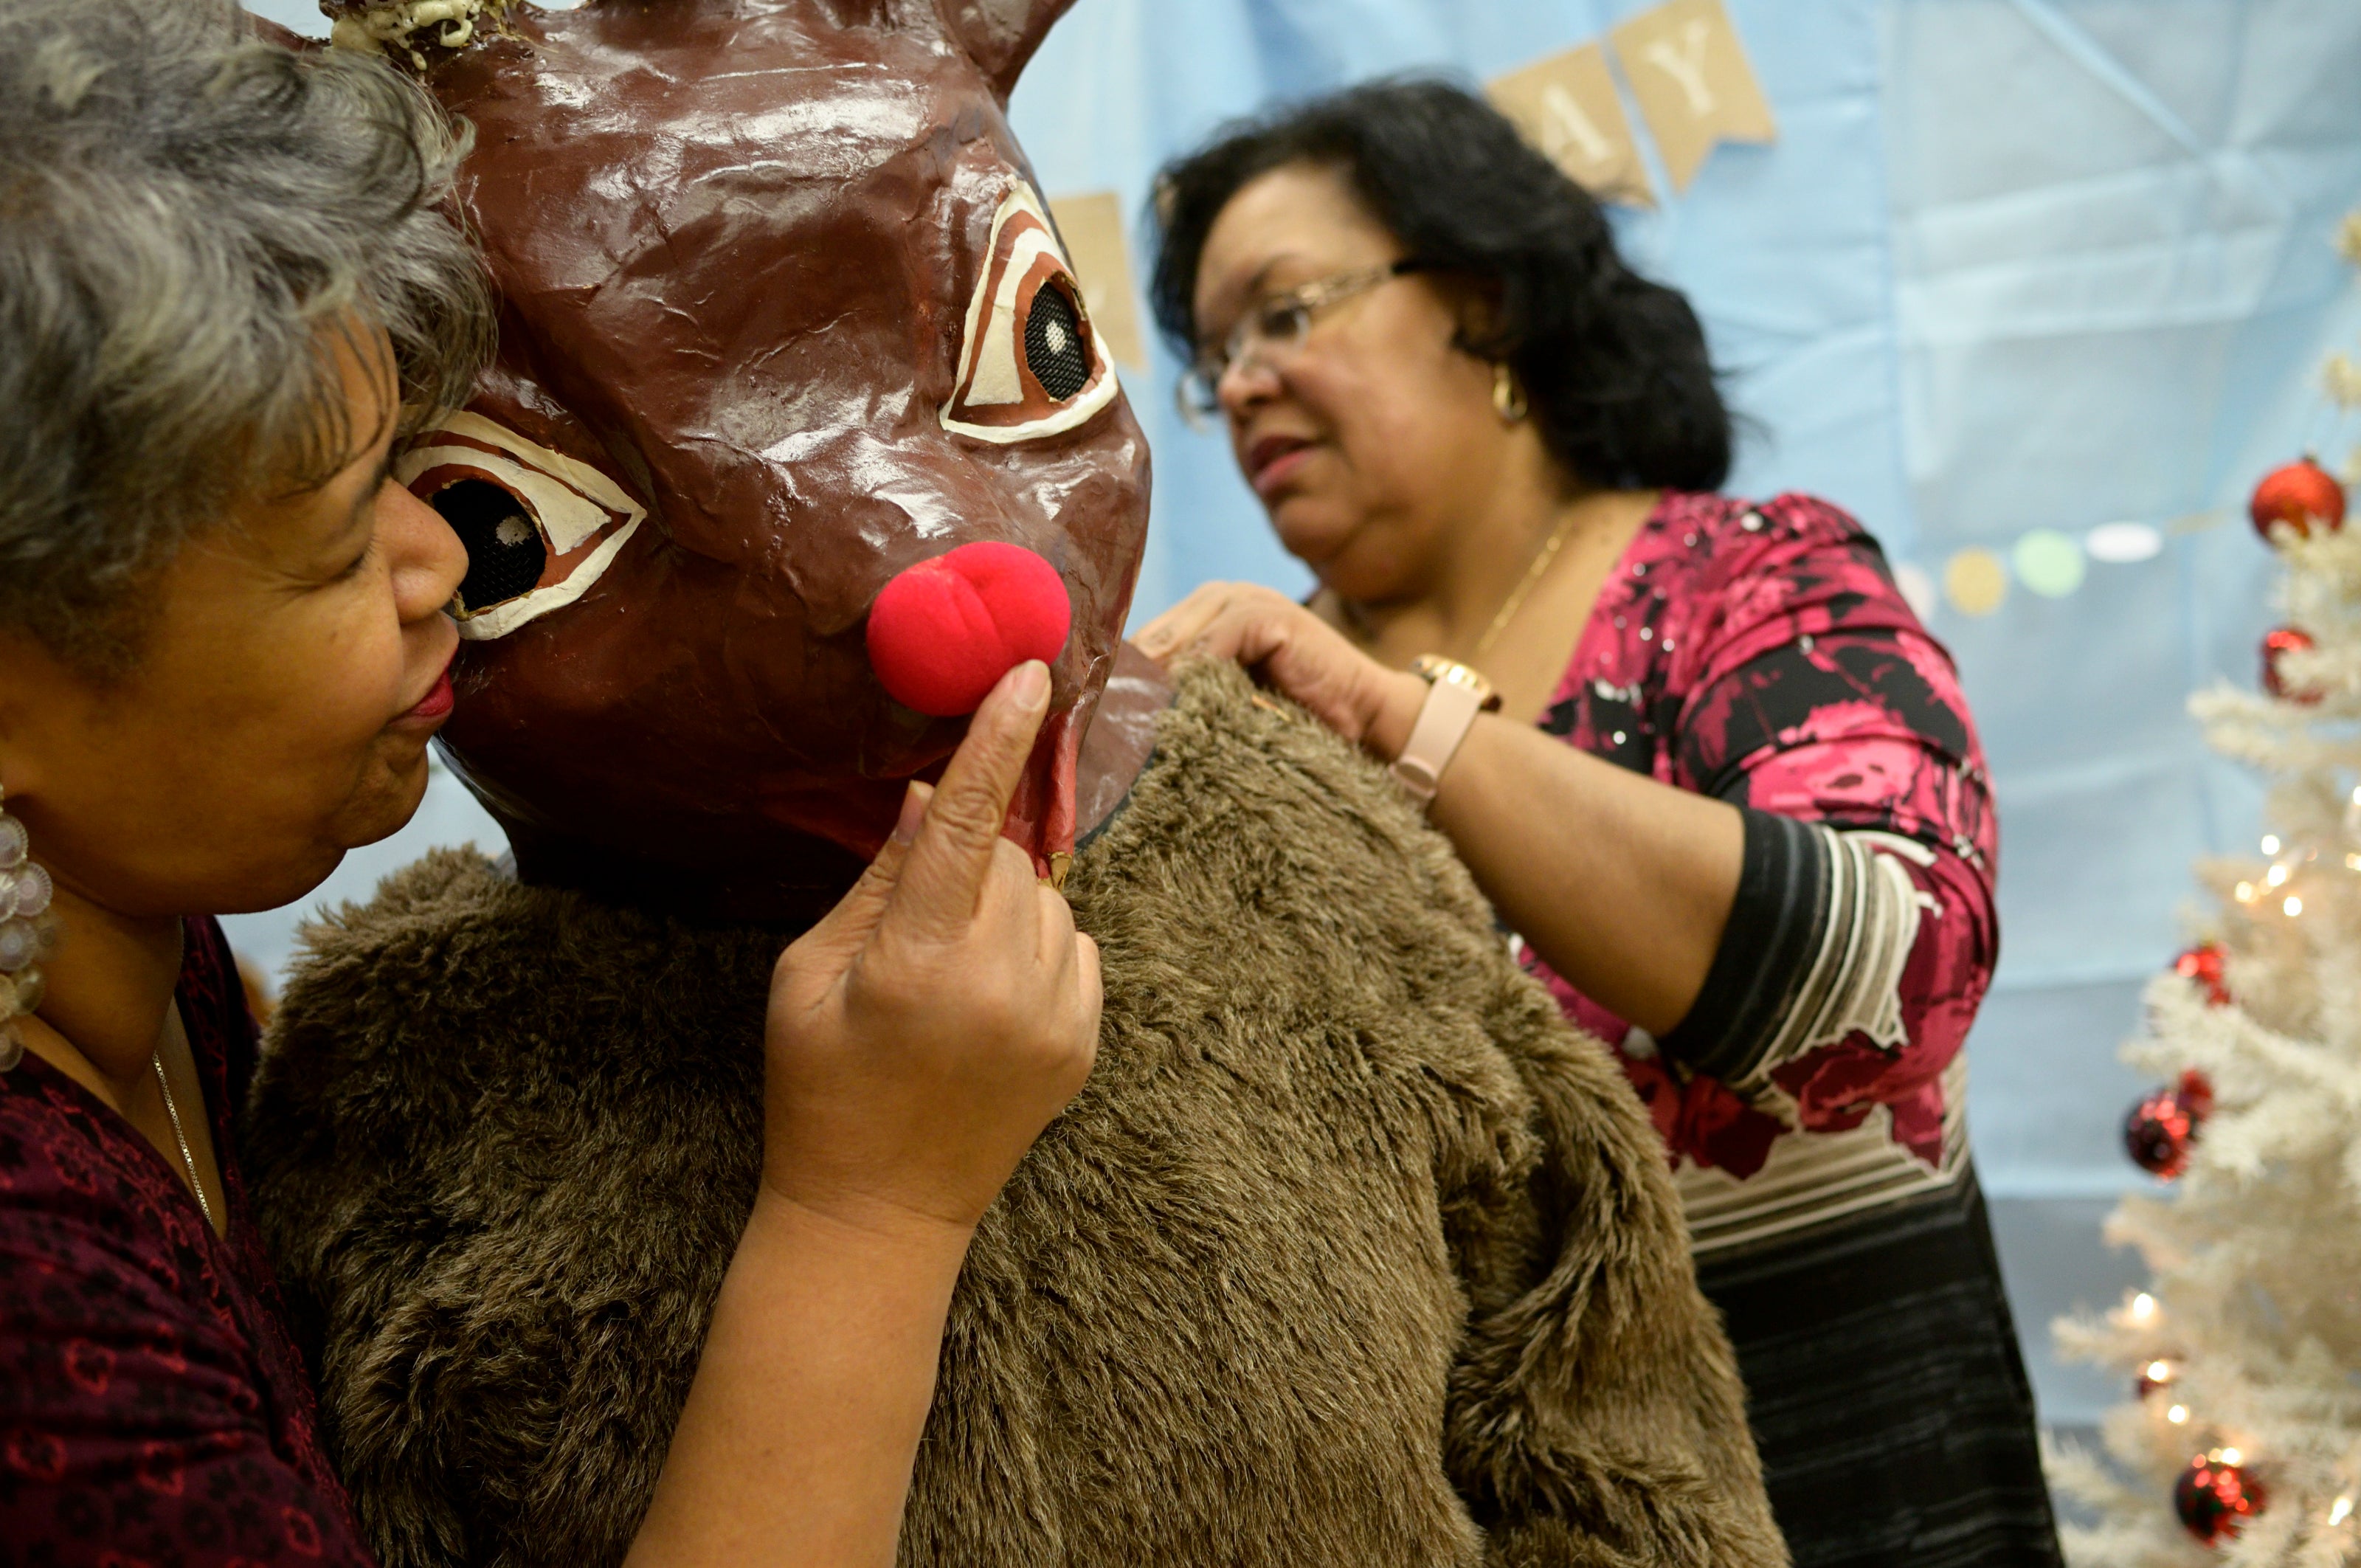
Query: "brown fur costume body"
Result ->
[[247, 664, 1785, 1567]]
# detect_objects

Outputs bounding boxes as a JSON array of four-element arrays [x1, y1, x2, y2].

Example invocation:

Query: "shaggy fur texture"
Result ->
[[245, 663, 1786, 1567]]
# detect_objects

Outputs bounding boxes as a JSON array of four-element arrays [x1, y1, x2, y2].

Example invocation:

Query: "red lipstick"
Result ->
[[403, 666, 456, 725]]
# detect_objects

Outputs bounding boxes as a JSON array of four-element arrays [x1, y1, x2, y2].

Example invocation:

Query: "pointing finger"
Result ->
[[885, 660, 1052, 943]]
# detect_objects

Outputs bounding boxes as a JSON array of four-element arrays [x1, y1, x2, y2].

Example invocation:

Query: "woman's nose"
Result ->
[[1217, 352, 1283, 417], [380, 478, 469, 624], [865, 542, 1072, 717]]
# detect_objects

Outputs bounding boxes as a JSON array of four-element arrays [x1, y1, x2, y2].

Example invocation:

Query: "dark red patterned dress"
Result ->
[[0, 919, 374, 1567], [1524, 491, 2058, 1568]]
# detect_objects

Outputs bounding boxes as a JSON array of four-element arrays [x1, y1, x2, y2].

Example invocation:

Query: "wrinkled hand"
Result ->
[[1135, 582, 1425, 760], [762, 660, 1102, 1238]]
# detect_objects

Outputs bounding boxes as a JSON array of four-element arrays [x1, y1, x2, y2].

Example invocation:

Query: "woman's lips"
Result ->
[[399, 666, 456, 726], [1246, 436, 1316, 499]]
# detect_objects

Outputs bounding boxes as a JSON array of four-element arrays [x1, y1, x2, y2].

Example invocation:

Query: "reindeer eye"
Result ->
[[1024, 283, 1090, 401], [434, 480, 550, 609], [395, 412, 647, 640], [941, 183, 1119, 444]]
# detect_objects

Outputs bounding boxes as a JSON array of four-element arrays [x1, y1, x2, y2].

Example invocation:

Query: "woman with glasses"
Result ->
[[1138, 79, 2058, 1568]]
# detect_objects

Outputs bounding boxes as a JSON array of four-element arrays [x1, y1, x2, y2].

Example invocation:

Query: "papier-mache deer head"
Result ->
[[323, 0, 1150, 914]]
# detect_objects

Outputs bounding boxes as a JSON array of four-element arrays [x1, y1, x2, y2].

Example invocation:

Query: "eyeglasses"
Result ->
[[1175, 258, 1426, 428]]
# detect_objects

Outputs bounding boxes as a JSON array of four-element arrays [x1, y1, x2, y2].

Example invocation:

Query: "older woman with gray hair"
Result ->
[[0, 4, 1102, 1564]]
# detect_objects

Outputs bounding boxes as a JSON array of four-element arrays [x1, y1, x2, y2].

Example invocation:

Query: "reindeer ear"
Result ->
[[936, 0, 1076, 100]]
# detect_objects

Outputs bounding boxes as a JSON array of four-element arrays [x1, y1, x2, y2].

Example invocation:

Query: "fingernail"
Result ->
[[891, 780, 933, 843], [1008, 659, 1050, 711]]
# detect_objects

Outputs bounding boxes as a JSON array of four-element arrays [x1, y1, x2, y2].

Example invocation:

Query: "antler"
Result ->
[[324, 0, 512, 69]]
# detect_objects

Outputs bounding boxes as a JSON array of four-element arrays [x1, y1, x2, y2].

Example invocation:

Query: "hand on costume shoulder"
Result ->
[[1137, 582, 1425, 761], [761, 660, 1102, 1240]]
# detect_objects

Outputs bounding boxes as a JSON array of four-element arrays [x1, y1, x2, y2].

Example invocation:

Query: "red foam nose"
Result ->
[[866, 542, 1073, 717]]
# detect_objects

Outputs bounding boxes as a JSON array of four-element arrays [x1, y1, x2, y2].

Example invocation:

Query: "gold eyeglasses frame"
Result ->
[[1175, 258, 1428, 429]]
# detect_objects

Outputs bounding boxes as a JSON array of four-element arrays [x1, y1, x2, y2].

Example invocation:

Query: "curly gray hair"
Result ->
[[0, 0, 492, 673]]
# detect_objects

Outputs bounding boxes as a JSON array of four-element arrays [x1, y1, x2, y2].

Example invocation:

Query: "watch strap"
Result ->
[[1392, 660, 1495, 807]]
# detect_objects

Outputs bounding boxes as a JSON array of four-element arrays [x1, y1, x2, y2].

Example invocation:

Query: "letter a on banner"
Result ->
[[1608, 0, 1775, 192], [1487, 44, 1653, 207]]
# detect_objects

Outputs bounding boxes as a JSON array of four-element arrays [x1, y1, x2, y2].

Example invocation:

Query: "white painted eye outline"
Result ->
[[940, 182, 1121, 443], [394, 411, 646, 640]]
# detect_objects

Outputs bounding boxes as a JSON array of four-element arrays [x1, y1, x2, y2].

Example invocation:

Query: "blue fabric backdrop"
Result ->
[[238, 0, 2361, 1426]]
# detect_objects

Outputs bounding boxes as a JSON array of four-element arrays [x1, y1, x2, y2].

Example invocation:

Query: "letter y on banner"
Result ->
[[1608, 0, 1775, 192]]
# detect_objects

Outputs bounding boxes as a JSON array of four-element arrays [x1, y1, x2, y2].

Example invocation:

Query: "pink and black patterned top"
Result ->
[[1526, 490, 1997, 1232], [0, 919, 375, 1566]]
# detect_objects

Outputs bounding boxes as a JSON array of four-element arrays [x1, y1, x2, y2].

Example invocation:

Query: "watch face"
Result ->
[[1410, 655, 1500, 708]]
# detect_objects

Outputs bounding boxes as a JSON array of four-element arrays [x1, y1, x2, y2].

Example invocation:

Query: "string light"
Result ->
[[2261, 835, 2281, 854], [2285, 895, 2304, 916], [2267, 863, 2290, 887], [2331, 1496, 2354, 1527], [2168, 1404, 2191, 1424], [2219, 1448, 2244, 1467], [2346, 852, 2361, 871], [2146, 1360, 2172, 1382], [2236, 880, 2258, 902], [2133, 1292, 2159, 1322]]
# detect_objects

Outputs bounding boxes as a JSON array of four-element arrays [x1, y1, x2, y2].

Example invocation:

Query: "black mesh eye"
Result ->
[[1023, 283, 1090, 401], [432, 478, 547, 612]]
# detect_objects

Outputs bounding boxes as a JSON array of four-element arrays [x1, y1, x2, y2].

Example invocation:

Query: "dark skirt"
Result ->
[[1696, 1165, 2064, 1568]]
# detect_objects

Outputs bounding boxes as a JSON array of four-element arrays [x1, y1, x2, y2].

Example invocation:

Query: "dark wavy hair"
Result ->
[[1148, 77, 1731, 493]]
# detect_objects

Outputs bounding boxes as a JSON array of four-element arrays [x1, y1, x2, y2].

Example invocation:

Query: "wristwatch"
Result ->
[[1390, 655, 1501, 808]]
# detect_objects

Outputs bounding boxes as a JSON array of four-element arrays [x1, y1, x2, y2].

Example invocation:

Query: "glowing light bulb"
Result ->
[[2286, 895, 2304, 916], [2147, 1360, 2173, 1382], [2331, 1496, 2354, 1527], [2262, 835, 2282, 854], [2236, 881, 2258, 902], [2267, 863, 2289, 887], [2168, 1404, 2190, 1424], [2219, 1448, 2243, 1466], [2132, 1292, 2157, 1321], [2346, 853, 2361, 871]]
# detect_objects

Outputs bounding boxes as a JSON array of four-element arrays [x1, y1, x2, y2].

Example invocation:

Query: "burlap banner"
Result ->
[[1049, 190, 1148, 371], [1608, 0, 1777, 193], [1487, 42, 1654, 207]]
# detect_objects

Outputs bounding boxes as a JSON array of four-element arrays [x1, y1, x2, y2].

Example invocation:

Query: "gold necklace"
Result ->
[[1470, 506, 1584, 664], [153, 1048, 216, 1232]]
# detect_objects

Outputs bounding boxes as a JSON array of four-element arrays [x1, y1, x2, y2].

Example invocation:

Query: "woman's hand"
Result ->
[[1141, 582, 1743, 1038], [761, 657, 1102, 1240], [1137, 583, 1427, 761], [629, 659, 1102, 1568]]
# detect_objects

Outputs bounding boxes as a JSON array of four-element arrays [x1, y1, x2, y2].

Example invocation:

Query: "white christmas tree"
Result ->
[[2049, 211, 2361, 1567]]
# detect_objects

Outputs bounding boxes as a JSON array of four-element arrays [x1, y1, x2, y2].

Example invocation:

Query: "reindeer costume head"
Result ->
[[339, 0, 1147, 911], [249, 8, 1788, 1566]]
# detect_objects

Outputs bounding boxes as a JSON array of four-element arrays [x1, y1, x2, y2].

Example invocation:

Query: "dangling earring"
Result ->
[[1492, 362, 1529, 423], [0, 784, 58, 1073]]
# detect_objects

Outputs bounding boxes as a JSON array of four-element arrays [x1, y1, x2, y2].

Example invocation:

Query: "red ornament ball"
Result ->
[[2262, 627, 2321, 703], [2174, 944, 2230, 1006], [2249, 457, 2346, 542], [2175, 1068, 2216, 1122], [2125, 1084, 2205, 1178], [2175, 1454, 2266, 1544], [865, 542, 1073, 718]]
